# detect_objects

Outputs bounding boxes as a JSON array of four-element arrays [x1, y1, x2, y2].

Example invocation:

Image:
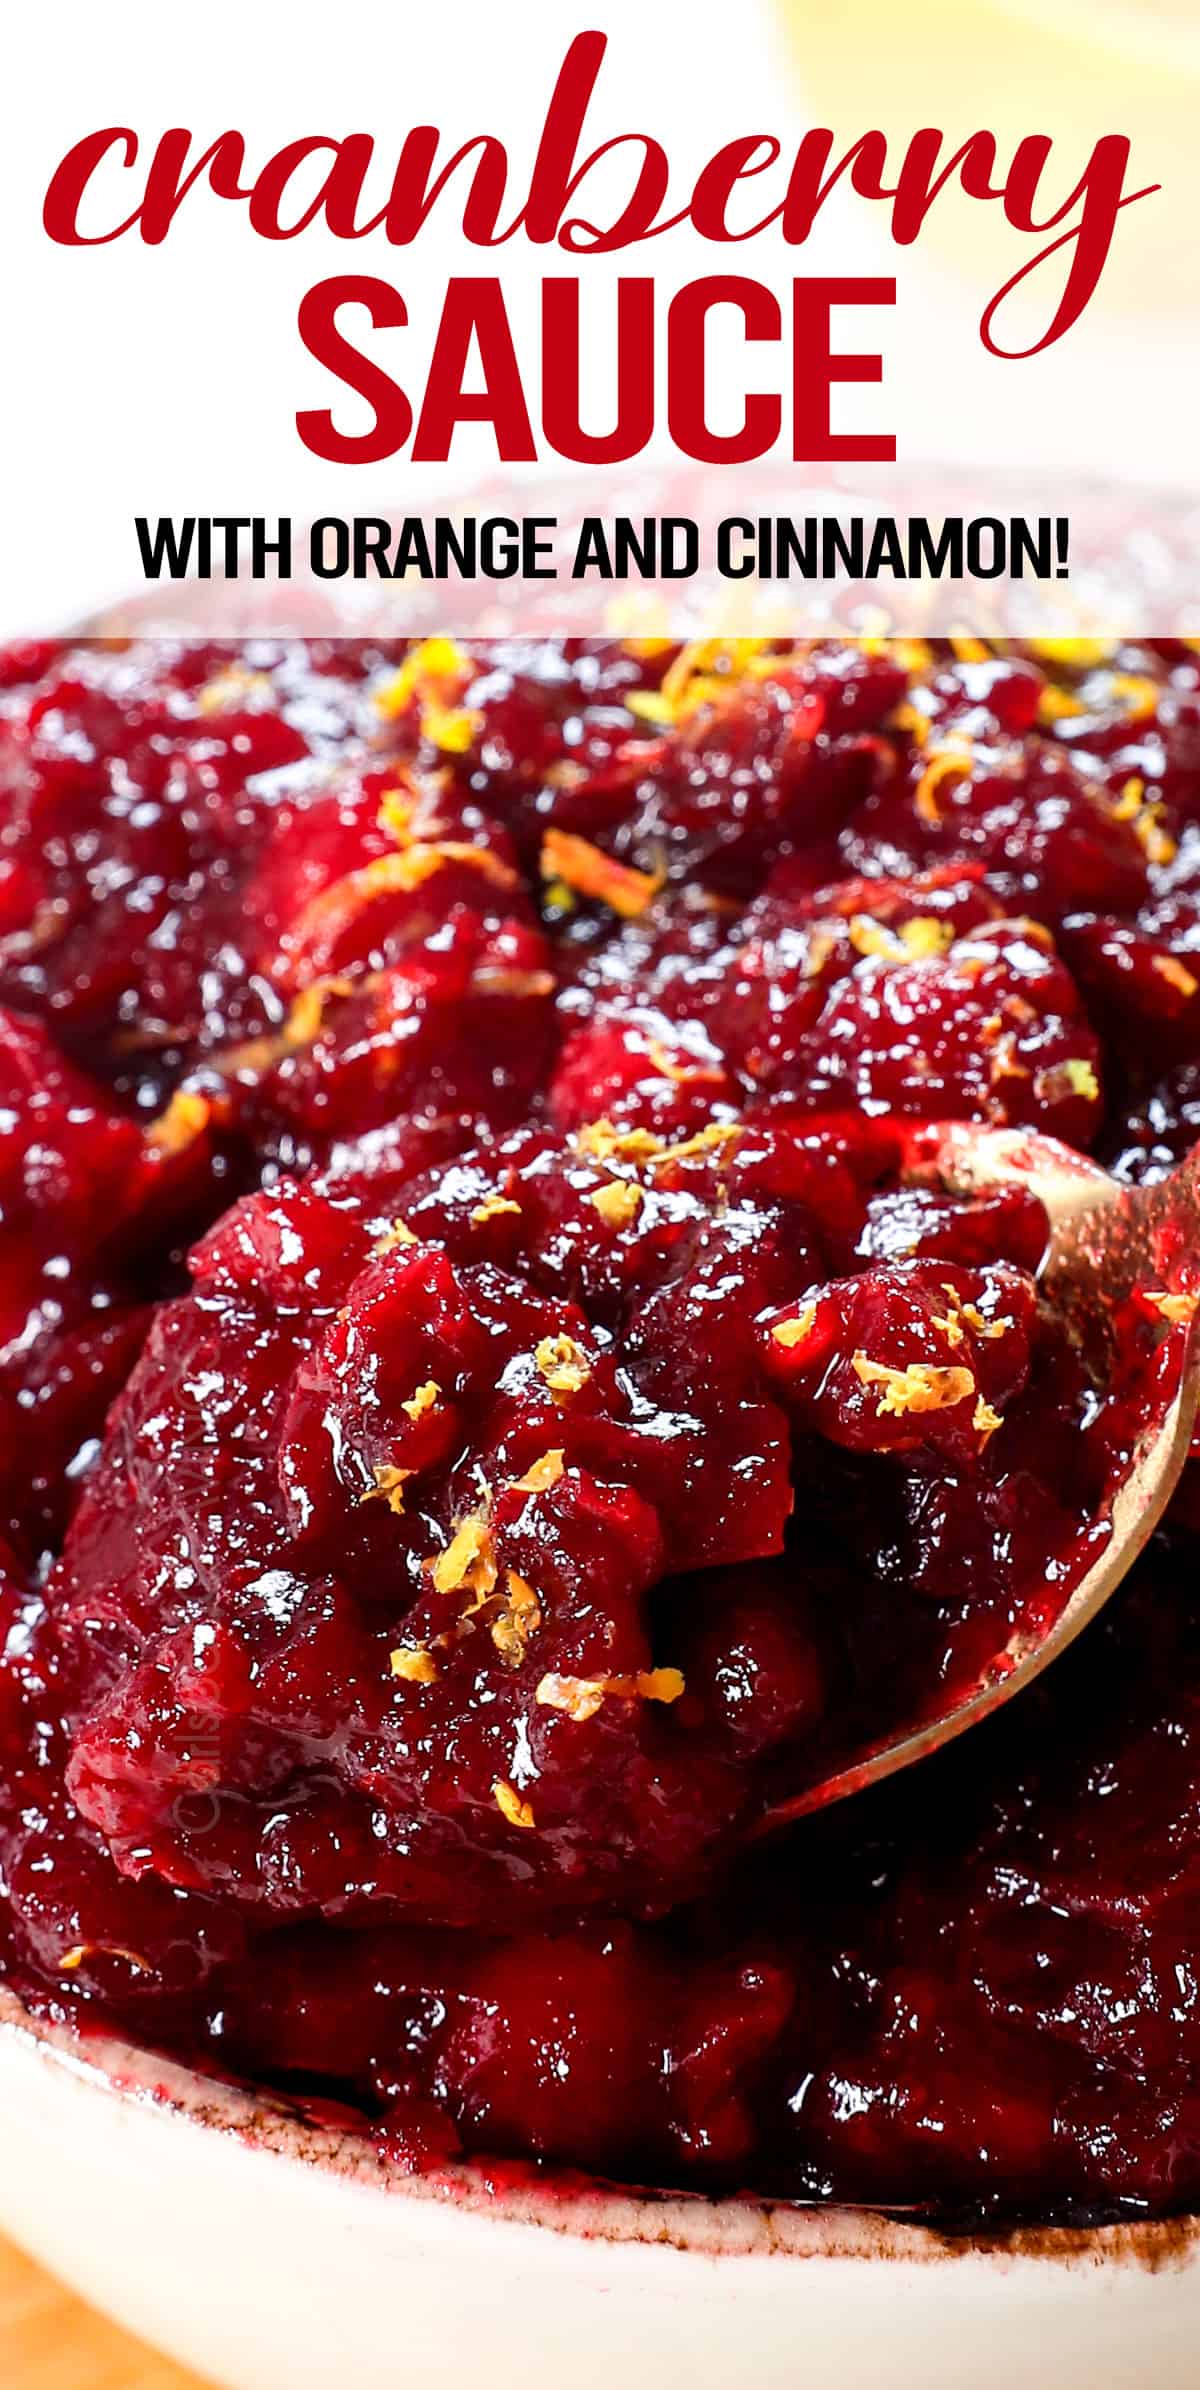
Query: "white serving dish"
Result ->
[[14, 591, 1198, 2386], [1, 1985, 1197, 2390]]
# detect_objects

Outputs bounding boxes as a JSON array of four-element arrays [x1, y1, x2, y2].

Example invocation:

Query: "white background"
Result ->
[[0, 0, 1194, 632]]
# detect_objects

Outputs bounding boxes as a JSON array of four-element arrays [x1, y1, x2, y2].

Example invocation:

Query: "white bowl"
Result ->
[[2, 1986, 1197, 2390]]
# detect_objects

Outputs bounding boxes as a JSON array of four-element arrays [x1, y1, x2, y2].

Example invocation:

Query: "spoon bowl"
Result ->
[[750, 1128, 1200, 1836]]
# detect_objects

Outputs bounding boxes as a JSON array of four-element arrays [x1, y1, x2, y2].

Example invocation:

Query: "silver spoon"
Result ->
[[750, 1126, 1200, 1835]]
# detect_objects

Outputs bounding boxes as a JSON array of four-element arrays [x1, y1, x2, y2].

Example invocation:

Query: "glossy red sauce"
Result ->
[[0, 630, 1198, 2226]]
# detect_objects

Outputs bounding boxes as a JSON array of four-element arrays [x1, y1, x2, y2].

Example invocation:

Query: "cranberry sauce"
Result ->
[[1, 631, 1198, 2226]]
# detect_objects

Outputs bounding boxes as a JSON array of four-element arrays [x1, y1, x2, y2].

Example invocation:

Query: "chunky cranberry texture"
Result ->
[[1, 631, 1199, 2228]]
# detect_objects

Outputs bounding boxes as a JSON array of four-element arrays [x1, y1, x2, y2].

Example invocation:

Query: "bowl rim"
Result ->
[[4, 1983, 1198, 2274]]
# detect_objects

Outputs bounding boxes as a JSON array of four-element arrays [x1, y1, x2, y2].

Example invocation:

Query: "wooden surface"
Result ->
[[0, 2234, 210, 2390]]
